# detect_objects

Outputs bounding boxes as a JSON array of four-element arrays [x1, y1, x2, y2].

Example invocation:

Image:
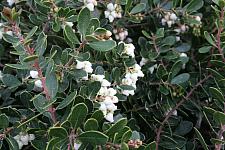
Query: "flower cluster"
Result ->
[[92, 74, 118, 122], [113, 28, 128, 41], [80, 0, 97, 11], [30, 70, 43, 89], [121, 64, 144, 96], [120, 42, 135, 58], [161, 12, 178, 27], [13, 132, 35, 149], [76, 60, 93, 80], [104, 3, 122, 22]]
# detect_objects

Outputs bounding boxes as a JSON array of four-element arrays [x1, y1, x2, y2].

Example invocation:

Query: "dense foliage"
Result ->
[[0, 0, 225, 149]]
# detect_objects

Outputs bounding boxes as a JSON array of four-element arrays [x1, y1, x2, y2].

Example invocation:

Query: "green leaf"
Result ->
[[46, 71, 58, 99], [174, 121, 193, 136], [25, 26, 38, 41], [78, 7, 91, 36], [6, 136, 19, 150], [121, 130, 132, 142], [175, 43, 191, 52], [161, 36, 176, 46], [84, 118, 99, 131], [64, 25, 79, 45], [0, 114, 9, 128], [170, 60, 183, 79], [209, 87, 225, 103], [171, 73, 190, 84], [23, 55, 38, 62], [106, 118, 127, 137], [48, 127, 68, 138], [213, 111, 225, 124], [35, 32, 47, 56], [46, 137, 61, 150], [156, 28, 164, 38], [185, 0, 204, 12], [67, 103, 88, 129], [145, 141, 156, 150], [56, 91, 77, 110], [194, 127, 209, 150], [88, 40, 116, 51], [130, 3, 146, 14], [5, 63, 31, 70], [198, 46, 212, 53], [2, 74, 21, 87], [204, 31, 216, 47], [3, 34, 19, 44], [78, 131, 108, 145]]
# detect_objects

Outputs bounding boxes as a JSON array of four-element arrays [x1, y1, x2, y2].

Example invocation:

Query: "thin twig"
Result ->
[[155, 75, 212, 150]]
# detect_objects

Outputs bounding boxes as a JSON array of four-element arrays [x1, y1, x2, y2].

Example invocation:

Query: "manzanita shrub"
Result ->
[[0, 0, 225, 149]]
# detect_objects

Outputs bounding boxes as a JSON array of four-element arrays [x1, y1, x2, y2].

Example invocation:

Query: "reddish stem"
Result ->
[[12, 24, 57, 124]]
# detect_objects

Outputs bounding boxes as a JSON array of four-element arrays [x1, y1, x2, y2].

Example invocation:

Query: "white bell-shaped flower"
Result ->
[[30, 70, 39, 79], [105, 112, 114, 122], [34, 80, 43, 88]]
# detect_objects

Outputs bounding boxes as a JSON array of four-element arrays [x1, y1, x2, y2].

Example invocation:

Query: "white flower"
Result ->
[[106, 103, 117, 112], [123, 43, 135, 58], [140, 57, 148, 67], [104, 97, 113, 105], [113, 28, 128, 41], [107, 88, 117, 96], [0, 71, 3, 80], [161, 18, 167, 26], [29, 134, 35, 141], [167, 20, 172, 28], [20, 134, 29, 145], [195, 16, 201, 22], [106, 30, 112, 37], [122, 90, 135, 96], [176, 36, 180, 41], [91, 74, 105, 82], [170, 13, 177, 21], [74, 143, 81, 150], [111, 96, 119, 103], [17, 140, 23, 149], [101, 79, 111, 87], [105, 112, 114, 122], [180, 53, 187, 57], [165, 108, 177, 116], [122, 78, 133, 85], [180, 25, 187, 32], [125, 73, 138, 82], [30, 70, 39, 79], [65, 22, 74, 27], [104, 3, 122, 22], [148, 64, 158, 74], [86, 3, 95, 11], [6, 31, 13, 36], [98, 87, 108, 96], [99, 102, 107, 116], [107, 3, 114, 11], [13, 135, 20, 141], [108, 15, 114, 22], [76, 60, 93, 73], [34, 80, 43, 88], [7, 0, 15, 6]]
